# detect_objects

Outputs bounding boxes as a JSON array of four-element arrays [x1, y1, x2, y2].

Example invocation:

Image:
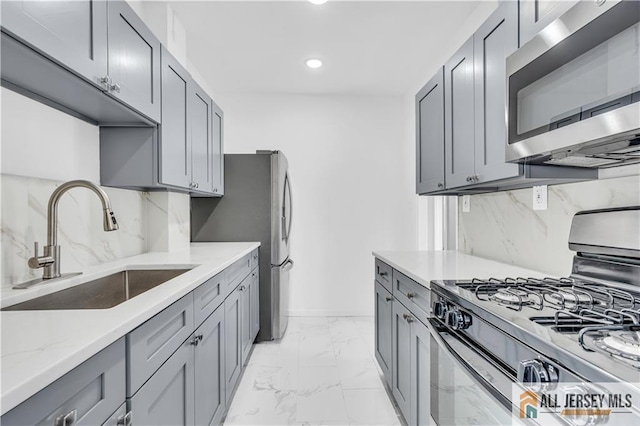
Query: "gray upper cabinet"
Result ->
[[473, 1, 521, 183], [106, 0, 161, 123], [130, 339, 195, 426], [191, 83, 213, 192], [211, 100, 225, 196], [159, 47, 191, 189], [519, 0, 580, 46], [0, 0, 108, 88], [444, 38, 476, 189], [194, 306, 226, 426], [415, 67, 445, 194]]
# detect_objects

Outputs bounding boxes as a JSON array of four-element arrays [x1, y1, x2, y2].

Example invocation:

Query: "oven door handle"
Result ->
[[426, 319, 524, 420]]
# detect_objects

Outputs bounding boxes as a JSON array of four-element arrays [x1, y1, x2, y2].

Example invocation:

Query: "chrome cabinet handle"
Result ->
[[54, 409, 77, 426], [109, 82, 121, 93], [117, 411, 133, 426], [406, 292, 416, 299], [190, 334, 203, 346], [385, 296, 393, 302], [402, 313, 414, 323], [100, 75, 111, 89], [437, 182, 444, 188], [379, 271, 388, 277], [239, 285, 246, 291]]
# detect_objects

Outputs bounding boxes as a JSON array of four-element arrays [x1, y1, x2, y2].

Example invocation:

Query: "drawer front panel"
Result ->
[[2, 338, 125, 426], [225, 253, 252, 293], [194, 271, 227, 327], [392, 270, 430, 323], [375, 259, 393, 292], [127, 293, 194, 396], [250, 248, 259, 271]]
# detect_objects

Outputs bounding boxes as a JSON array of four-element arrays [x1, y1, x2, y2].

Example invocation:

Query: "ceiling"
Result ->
[[168, 0, 486, 95]]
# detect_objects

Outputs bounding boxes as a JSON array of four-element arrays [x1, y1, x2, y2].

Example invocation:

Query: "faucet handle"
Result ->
[[28, 242, 55, 269]]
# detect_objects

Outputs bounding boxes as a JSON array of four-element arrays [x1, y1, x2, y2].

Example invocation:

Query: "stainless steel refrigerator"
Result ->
[[191, 151, 293, 341]]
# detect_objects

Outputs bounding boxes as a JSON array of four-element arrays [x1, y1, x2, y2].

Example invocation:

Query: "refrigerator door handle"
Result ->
[[282, 258, 294, 272], [283, 172, 293, 242]]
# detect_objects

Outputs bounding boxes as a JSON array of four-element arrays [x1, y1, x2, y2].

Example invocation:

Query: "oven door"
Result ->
[[505, 0, 640, 166], [427, 317, 574, 426]]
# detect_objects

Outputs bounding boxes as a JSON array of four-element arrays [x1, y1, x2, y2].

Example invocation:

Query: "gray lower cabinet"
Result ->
[[374, 281, 393, 387], [0, 0, 108, 88], [130, 339, 195, 426], [250, 269, 260, 341], [1, 338, 126, 426], [444, 37, 475, 189], [409, 317, 431, 426], [224, 285, 243, 404], [415, 67, 445, 194], [391, 299, 412, 421], [106, 0, 161, 122], [240, 276, 253, 365], [195, 306, 226, 426], [519, 0, 579, 47]]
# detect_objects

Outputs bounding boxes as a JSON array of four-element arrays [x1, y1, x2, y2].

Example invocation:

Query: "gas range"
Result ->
[[428, 207, 640, 424]]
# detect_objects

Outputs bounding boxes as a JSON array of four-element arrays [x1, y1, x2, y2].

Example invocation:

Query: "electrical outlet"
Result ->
[[462, 195, 471, 213], [533, 185, 548, 210]]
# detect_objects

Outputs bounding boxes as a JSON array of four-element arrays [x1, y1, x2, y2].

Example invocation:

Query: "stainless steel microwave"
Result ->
[[505, 0, 640, 168]]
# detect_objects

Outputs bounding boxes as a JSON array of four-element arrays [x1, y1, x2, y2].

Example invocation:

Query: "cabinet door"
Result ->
[[409, 319, 430, 426], [191, 82, 213, 193], [240, 277, 253, 365], [374, 282, 393, 388], [415, 67, 445, 194], [211, 100, 225, 196], [224, 287, 242, 404], [1, 339, 125, 426], [159, 47, 191, 189], [250, 269, 260, 341], [130, 340, 195, 426], [519, 0, 579, 46], [444, 38, 476, 189], [195, 306, 226, 426], [0, 0, 108, 88], [473, 1, 521, 184], [107, 0, 161, 122], [391, 300, 412, 421]]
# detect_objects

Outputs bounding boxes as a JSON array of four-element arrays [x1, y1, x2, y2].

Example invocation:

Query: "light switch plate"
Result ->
[[462, 195, 471, 213], [533, 185, 548, 210]]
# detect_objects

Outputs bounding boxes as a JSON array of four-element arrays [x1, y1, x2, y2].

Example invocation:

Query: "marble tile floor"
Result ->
[[223, 316, 403, 426]]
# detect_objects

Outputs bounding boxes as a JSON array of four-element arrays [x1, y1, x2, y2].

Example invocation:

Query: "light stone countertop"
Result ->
[[0, 242, 260, 416], [372, 250, 550, 287]]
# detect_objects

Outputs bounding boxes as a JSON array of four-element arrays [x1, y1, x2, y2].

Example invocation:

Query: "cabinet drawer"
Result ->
[[392, 270, 430, 324], [250, 248, 259, 271], [194, 271, 227, 327], [225, 253, 252, 293], [102, 403, 129, 426], [2, 338, 125, 426], [374, 258, 393, 292], [127, 293, 194, 396]]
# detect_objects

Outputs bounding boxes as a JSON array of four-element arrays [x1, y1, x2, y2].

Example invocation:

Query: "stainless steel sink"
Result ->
[[2, 269, 191, 311]]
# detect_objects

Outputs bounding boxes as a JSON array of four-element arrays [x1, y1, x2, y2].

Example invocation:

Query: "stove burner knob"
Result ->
[[433, 301, 447, 319], [447, 308, 472, 330], [517, 359, 559, 390]]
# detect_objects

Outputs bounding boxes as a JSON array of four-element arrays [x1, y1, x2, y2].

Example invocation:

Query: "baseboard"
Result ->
[[287, 309, 373, 317]]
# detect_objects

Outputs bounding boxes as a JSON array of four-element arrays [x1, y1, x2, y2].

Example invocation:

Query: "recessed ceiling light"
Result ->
[[305, 58, 323, 69], [309, 0, 328, 5]]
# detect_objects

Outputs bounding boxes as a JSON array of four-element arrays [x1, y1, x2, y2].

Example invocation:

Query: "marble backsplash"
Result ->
[[1, 174, 190, 287], [458, 172, 640, 277]]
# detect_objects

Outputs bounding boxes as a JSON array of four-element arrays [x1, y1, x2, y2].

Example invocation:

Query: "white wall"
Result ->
[[216, 93, 417, 316]]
